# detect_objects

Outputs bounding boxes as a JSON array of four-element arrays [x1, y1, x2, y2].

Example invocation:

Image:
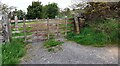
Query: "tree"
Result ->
[[16, 10, 26, 20], [11, 9, 26, 20], [26, 1, 43, 19], [0, 2, 15, 42], [42, 5, 48, 18], [26, 1, 59, 19], [45, 3, 59, 19], [71, 0, 119, 20], [70, 0, 88, 14], [0, 2, 15, 15], [60, 8, 71, 17]]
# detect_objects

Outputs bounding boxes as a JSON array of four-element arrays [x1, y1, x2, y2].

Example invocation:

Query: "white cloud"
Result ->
[[1, 0, 72, 12]]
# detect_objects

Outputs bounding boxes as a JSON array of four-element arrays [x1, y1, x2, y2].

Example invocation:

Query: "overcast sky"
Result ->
[[1, 0, 72, 12]]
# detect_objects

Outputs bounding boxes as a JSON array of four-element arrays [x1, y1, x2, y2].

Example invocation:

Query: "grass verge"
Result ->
[[0, 43, 2, 66], [2, 38, 26, 64]]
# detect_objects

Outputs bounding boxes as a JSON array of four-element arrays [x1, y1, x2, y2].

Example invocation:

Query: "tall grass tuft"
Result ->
[[2, 38, 26, 64]]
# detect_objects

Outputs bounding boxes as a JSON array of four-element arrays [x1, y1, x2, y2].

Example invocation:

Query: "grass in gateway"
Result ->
[[44, 39, 64, 52]]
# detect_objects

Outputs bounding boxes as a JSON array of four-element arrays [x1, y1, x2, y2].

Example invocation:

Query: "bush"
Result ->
[[66, 19, 118, 47], [2, 38, 26, 64], [90, 19, 119, 43]]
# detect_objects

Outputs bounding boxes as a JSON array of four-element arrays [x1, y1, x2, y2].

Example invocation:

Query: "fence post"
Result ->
[[36, 18, 39, 42], [47, 18, 50, 39], [4, 14, 10, 42], [23, 18, 26, 42], [56, 17, 60, 37], [8, 18, 12, 42], [74, 16, 80, 34], [65, 16, 68, 36], [15, 16, 18, 31], [78, 18, 85, 33]]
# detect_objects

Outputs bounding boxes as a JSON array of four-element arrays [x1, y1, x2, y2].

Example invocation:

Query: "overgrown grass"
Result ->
[[0, 43, 2, 66], [44, 39, 63, 52], [66, 28, 108, 47], [2, 38, 26, 64], [66, 19, 119, 47]]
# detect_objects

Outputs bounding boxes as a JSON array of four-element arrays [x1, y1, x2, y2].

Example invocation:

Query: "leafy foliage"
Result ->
[[45, 3, 59, 19], [0, 2, 15, 14], [84, 2, 119, 21], [11, 9, 26, 20], [90, 19, 119, 43], [26, 1, 59, 19], [26, 1, 43, 19], [59, 8, 71, 17]]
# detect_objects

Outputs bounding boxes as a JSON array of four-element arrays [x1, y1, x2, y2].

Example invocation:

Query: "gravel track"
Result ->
[[20, 38, 118, 64]]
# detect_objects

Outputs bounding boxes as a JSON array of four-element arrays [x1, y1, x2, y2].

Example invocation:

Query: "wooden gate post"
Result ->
[[8, 18, 12, 42], [23, 18, 26, 42], [36, 18, 39, 42], [56, 17, 60, 37], [47, 18, 50, 39], [74, 16, 80, 34], [65, 16, 68, 36], [15, 16, 18, 31], [2, 14, 10, 42], [78, 17, 81, 33], [55, 16, 59, 38], [78, 18, 85, 33]]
